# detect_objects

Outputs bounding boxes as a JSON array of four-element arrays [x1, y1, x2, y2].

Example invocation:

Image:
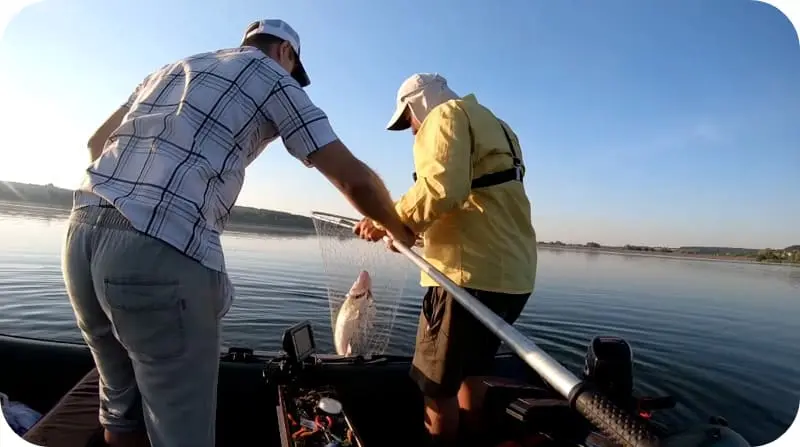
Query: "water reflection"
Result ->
[[0, 203, 798, 444], [787, 268, 800, 288], [582, 249, 601, 259]]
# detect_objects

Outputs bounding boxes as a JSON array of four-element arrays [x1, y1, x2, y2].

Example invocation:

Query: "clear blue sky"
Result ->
[[0, 0, 798, 248]]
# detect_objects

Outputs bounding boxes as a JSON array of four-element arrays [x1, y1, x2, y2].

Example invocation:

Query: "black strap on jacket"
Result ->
[[412, 115, 525, 189]]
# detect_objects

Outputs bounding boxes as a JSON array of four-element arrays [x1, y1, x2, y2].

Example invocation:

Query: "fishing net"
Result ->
[[311, 211, 414, 358]]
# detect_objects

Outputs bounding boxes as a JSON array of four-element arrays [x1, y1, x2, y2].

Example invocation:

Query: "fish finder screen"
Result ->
[[293, 326, 313, 360]]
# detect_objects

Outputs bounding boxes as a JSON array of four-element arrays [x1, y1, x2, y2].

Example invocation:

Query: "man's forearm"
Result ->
[[343, 162, 407, 235], [306, 139, 410, 236], [88, 128, 112, 162], [87, 105, 129, 162], [88, 141, 105, 162]]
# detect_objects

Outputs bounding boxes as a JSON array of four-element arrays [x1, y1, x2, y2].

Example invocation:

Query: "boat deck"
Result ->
[[1, 334, 537, 446]]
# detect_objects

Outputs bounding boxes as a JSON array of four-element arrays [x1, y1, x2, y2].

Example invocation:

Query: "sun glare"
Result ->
[[0, 74, 89, 190]]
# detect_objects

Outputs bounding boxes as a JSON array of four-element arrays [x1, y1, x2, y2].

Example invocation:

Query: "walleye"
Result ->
[[333, 270, 376, 357]]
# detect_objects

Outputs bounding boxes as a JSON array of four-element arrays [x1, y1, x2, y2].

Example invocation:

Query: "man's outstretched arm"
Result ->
[[308, 140, 413, 242], [86, 73, 152, 162], [261, 74, 414, 244], [87, 105, 129, 162]]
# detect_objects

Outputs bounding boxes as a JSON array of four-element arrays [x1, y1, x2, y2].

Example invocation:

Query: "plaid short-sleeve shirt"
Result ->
[[74, 46, 338, 273]]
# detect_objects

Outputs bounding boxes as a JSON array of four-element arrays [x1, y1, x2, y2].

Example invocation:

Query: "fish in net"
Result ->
[[311, 211, 412, 358]]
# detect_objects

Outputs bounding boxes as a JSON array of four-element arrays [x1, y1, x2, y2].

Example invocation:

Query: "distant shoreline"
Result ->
[[537, 241, 799, 266], [3, 201, 794, 267], [537, 245, 777, 266], [1, 180, 797, 266], [0, 180, 319, 234], [0, 200, 319, 238], [224, 222, 316, 237]]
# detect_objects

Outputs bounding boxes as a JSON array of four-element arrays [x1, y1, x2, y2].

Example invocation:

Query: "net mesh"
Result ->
[[311, 211, 412, 358]]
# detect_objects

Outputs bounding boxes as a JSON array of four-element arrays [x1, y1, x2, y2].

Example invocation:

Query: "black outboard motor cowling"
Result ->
[[583, 336, 634, 404]]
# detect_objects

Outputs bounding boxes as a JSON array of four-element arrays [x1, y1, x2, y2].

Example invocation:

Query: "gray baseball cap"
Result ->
[[387, 73, 450, 130]]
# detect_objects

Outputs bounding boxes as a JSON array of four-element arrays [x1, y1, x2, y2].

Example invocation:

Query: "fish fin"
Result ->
[[346, 343, 352, 357]]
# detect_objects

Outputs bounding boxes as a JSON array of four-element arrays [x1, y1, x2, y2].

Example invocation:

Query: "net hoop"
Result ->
[[310, 210, 411, 358]]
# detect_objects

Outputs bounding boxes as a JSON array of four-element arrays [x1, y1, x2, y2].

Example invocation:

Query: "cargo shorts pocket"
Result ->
[[422, 287, 447, 338], [104, 279, 185, 361]]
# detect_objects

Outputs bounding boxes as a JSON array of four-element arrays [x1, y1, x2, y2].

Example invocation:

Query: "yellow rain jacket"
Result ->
[[392, 94, 537, 294]]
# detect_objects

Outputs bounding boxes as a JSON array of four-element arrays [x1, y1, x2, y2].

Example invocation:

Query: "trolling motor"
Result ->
[[581, 336, 752, 447], [583, 336, 675, 424], [486, 337, 677, 446], [583, 336, 634, 403], [486, 335, 752, 447]]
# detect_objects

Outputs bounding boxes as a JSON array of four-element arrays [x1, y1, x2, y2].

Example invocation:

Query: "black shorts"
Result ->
[[409, 286, 530, 399]]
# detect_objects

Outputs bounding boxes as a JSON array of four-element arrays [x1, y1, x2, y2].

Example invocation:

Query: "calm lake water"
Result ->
[[0, 203, 798, 445]]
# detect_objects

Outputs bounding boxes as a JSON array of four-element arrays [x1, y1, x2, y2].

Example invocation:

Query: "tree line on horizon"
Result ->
[[2, 181, 796, 262], [540, 241, 800, 264], [0, 180, 316, 231]]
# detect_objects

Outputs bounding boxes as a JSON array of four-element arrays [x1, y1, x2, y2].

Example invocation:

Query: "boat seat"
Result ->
[[23, 368, 107, 447]]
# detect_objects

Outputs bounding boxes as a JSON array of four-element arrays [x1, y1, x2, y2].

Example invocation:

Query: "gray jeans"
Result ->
[[61, 205, 231, 447]]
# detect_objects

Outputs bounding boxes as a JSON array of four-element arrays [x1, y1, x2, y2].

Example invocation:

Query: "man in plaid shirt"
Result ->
[[62, 18, 414, 447]]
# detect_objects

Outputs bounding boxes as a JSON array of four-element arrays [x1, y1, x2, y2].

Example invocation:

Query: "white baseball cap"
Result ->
[[386, 73, 450, 131], [242, 19, 310, 87]]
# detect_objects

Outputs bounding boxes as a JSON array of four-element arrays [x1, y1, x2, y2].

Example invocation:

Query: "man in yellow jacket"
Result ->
[[355, 73, 538, 446]]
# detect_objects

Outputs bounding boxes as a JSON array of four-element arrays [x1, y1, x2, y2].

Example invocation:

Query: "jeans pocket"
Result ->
[[104, 279, 185, 362], [213, 272, 233, 320]]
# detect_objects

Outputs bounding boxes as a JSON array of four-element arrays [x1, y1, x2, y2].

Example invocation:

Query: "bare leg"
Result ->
[[424, 395, 460, 444], [457, 376, 490, 429]]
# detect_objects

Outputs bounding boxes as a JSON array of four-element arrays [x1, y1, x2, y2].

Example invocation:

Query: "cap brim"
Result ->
[[292, 59, 310, 87], [386, 102, 410, 131]]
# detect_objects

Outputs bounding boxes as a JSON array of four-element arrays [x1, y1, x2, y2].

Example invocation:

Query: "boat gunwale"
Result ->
[[0, 331, 520, 364]]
